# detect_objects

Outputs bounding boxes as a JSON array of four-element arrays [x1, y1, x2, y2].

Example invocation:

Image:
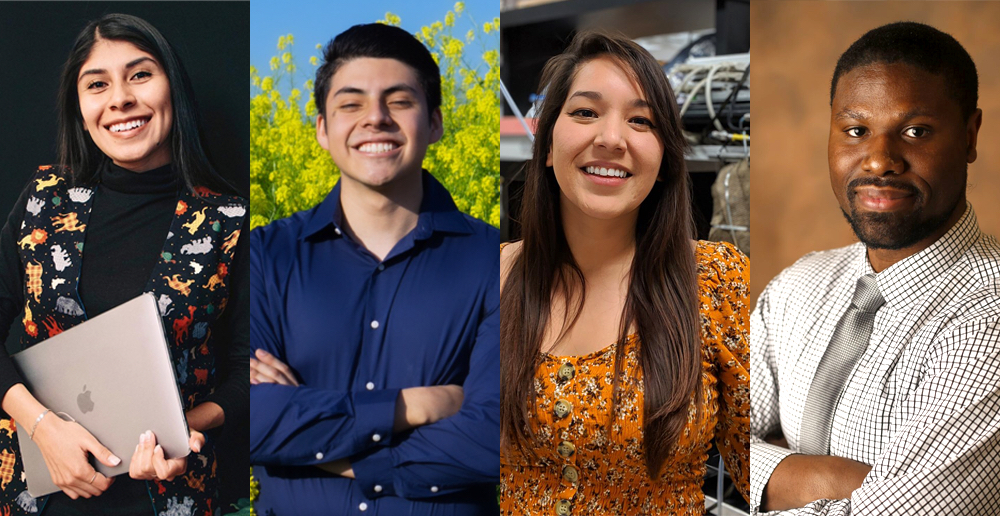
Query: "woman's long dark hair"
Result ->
[[500, 31, 701, 477], [56, 13, 233, 195]]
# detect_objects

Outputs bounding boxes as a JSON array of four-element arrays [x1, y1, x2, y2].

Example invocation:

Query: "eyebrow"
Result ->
[[78, 56, 157, 82], [568, 90, 649, 109], [834, 108, 937, 121], [333, 84, 420, 97]]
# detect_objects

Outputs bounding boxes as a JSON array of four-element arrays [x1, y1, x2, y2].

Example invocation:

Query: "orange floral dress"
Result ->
[[500, 241, 750, 515]]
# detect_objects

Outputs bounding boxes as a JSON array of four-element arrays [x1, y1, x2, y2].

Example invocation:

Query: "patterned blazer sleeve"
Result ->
[[706, 242, 752, 504]]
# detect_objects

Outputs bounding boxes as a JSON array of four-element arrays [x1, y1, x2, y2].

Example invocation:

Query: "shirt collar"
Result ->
[[300, 169, 474, 241], [854, 202, 981, 306]]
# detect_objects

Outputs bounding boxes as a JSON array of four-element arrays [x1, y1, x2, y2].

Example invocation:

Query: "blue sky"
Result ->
[[251, 0, 499, 96]]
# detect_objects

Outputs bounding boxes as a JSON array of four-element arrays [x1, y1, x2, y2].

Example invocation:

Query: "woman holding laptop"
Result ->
[[0, 13, 247, 516]]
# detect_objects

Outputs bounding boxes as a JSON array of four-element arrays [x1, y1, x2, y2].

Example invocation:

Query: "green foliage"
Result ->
[[249, 3, 501, 231]]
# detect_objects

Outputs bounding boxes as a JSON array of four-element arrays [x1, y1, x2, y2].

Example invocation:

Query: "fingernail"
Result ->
[[139, 433, 147, 444], [255, 349, 269, 357], [154, 444, 162, 454], [109, 455, 121, 466]]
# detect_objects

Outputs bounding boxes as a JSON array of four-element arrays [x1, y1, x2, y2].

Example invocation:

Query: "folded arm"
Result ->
[[755, 318, 1000, 515], [349, 257, 501, 500]]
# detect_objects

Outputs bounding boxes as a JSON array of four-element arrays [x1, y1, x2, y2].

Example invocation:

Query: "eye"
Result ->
[[845, 127, 867, 138], [389, 99, 413, 108], [903, 127, 929, 138], [131, 70, 152, 81], [568, 108, 597, 118], [629, 116, 655, 129], [86, 80, 108, 90]]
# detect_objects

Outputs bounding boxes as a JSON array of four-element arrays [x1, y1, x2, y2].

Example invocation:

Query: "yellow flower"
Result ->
[[309, 55, 318, 66]]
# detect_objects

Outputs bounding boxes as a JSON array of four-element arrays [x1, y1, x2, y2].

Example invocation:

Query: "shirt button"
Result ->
[[366, 382, 375, 391], [334, 227, 342, 235], [370, 320, 380, 329], [557, 363, 575, 381], [557, 440, 576, 458], [374, 485, 383, 493], [372, 433, 382, 442], [553, 399, 573, 419], [377, 264, 385, 271], [358, 502, 368, 511], [430, 486, 439, 493], [315, 452, 324, 460], [562, 465, 579, 483], [556, 499, 572, 515]]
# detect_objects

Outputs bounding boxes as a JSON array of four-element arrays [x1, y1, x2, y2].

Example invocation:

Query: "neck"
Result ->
[[339, 170, 423, 261], [560, 194, 636, 282], [866, 201, 966, 273]]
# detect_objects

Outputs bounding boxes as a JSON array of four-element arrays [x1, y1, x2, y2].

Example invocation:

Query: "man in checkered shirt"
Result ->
[[751, 22, 1000, 515]]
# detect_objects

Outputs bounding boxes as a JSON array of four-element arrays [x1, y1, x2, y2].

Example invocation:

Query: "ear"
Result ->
[[428, 108, 444, 144], [966, 108, 983, 164], [545, 144, 553, 167], [316, 114, 330, 152]]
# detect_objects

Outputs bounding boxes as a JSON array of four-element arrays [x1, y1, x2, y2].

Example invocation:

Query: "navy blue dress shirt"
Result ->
[[249, 172, 500, 516]]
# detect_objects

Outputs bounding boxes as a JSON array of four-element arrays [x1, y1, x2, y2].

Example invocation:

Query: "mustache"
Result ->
[[846, 177, 921, 198]]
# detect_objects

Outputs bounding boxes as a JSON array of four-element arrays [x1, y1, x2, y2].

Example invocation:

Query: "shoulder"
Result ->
[[695, 240, 748, 282], [761, 243, 862, 301]]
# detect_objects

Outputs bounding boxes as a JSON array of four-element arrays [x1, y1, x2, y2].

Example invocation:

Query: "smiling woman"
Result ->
[[0, 9, 249, 516], [499, 31, 751, 515]]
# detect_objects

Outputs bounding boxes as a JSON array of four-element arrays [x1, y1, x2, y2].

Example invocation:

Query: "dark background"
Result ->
[[0, 1, 250, 509]]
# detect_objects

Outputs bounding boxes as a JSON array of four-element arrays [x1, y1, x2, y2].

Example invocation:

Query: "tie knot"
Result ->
[[852, 274, 885, 313]]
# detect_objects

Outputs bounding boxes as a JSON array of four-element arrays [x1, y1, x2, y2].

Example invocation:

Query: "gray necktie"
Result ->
[[799, 273, 885, 455]]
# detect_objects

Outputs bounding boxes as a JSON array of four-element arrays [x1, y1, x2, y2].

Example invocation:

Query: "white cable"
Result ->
[[500, 78, 534, 144]]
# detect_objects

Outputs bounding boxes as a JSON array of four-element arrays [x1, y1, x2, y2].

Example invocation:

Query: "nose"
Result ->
[[862, 134, 904, 175], [109, 82, 136, 111], [594, 118, 626, 152], [363, 100, 393, 129]]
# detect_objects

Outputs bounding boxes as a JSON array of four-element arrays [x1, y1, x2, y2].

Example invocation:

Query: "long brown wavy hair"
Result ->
[[500, 31, 700, 477]]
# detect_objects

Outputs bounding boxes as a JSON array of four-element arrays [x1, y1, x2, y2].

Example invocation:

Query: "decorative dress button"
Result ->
[[377, 264, 385, 271], [366, 382, 375, 390], [553, 399, 573, 419], [556, 499, 572, 515], [430, 486, 439, 493], [370, 320, 380, 329], [315, 452, 324, 460], [374, 485, 383, 493], [557, 440, 576, 458], [358, 502, 368, 511], [562, 465, 579, 483], [557, 363, 575, 381], [372, 433, 382, 442]]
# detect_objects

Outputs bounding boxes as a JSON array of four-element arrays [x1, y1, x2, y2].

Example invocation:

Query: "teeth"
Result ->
[[585, 166, 628, 178], [110, 119, 147, 133], [358, 142, 398, 153]]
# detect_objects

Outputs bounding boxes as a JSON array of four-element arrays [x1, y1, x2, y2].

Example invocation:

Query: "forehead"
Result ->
[[329, 57, 423, 93], [566, 56, 647, 103], [81, 38, 154, 70], [832, 61, 960, 120]]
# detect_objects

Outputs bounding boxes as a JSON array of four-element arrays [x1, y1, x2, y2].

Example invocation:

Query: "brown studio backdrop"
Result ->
[[749, 1, 1000, 304]]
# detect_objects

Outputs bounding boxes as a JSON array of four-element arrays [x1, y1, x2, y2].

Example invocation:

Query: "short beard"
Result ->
[[841, 177, 960, 250]]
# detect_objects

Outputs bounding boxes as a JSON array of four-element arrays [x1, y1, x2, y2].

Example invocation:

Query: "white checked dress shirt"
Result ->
[[750, 204, 1000, 515]]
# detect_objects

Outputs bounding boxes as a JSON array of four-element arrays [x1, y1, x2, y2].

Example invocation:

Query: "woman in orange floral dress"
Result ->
[[499, 31, 750, 515]]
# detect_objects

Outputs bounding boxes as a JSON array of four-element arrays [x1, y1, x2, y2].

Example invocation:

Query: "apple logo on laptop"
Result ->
[[78, 385, 94, 413]]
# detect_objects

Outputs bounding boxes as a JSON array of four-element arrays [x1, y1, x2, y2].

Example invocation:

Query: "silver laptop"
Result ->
[[12, 293, 191, 496]]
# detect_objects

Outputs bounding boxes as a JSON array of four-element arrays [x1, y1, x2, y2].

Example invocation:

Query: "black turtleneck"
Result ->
[[0, 162, 248, 437]]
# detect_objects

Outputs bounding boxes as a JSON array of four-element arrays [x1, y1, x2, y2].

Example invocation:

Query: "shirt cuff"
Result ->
[[750, 441, 796, 513], [352, 444, 397, 499], [349, 388, 399, 452]]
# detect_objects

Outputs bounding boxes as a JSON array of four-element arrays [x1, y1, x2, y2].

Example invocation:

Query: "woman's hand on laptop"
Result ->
[[128, 428, 206, 482], [32, 412, 119, 499]]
